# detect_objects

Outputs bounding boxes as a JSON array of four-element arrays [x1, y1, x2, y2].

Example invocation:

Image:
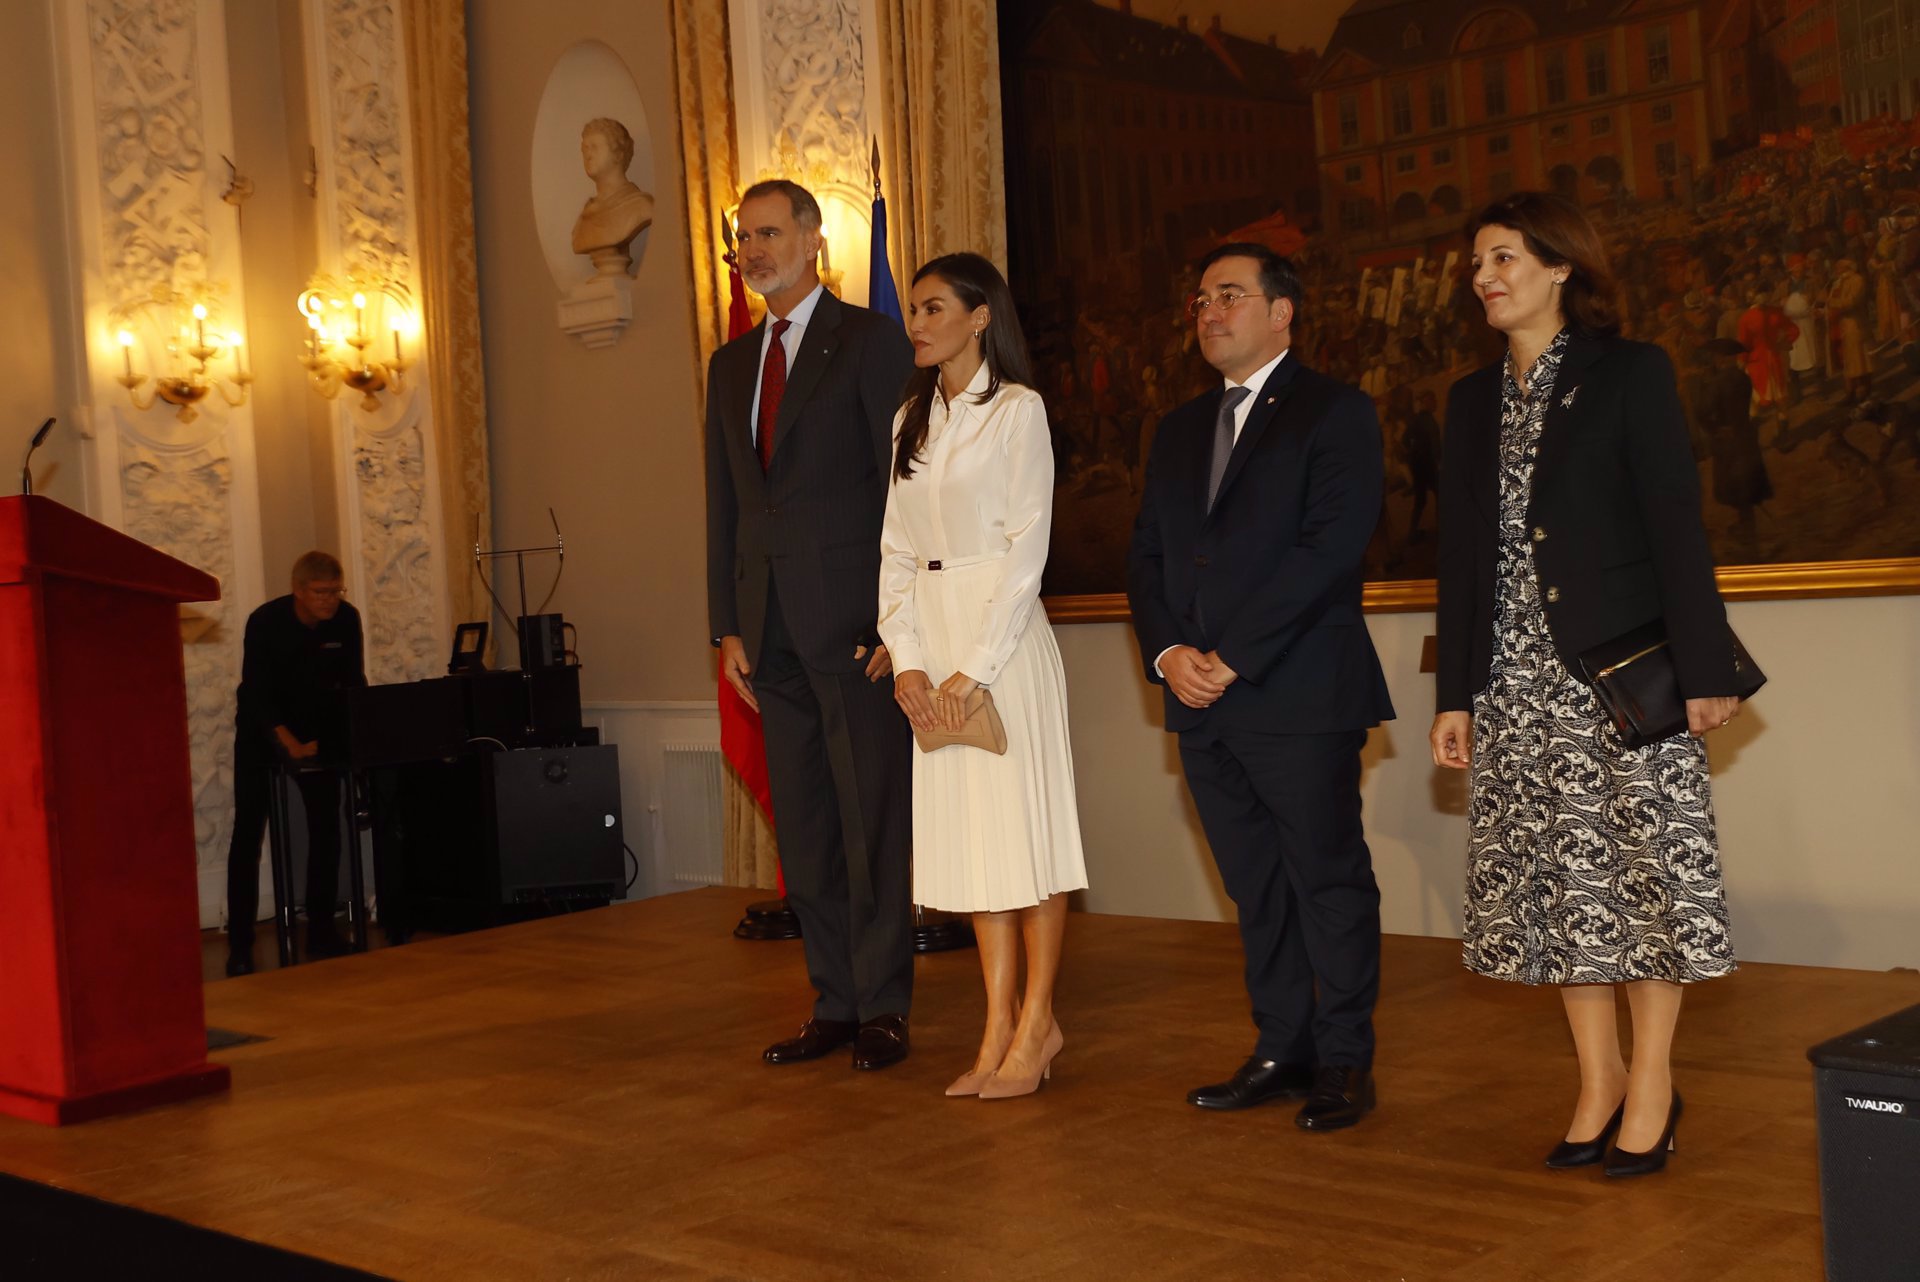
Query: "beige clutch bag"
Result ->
[[913, 689, 1008, 755]]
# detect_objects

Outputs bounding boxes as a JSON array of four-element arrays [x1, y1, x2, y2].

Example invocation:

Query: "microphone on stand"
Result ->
[[20, 418, 54, 496]]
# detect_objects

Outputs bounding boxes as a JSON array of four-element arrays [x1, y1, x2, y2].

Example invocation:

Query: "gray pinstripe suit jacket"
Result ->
[[705, 289, 915, 673]]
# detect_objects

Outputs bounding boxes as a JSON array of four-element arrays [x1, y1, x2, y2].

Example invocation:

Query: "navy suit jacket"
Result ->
[[1126, 354, 1395, 735], [704, 290, 914, 673]]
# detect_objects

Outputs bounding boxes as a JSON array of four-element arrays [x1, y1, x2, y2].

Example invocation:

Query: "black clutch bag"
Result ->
[[1576, 620, 1766, 748]]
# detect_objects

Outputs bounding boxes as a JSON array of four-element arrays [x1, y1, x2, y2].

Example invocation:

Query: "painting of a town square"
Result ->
[[999, 0, 1920, 603]]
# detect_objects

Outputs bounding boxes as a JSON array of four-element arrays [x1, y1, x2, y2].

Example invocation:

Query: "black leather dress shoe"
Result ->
[[764, 1018, 859, 1064], [851, 1014, 910, 1071], [1294, 1064, 1376, 1131], [1187, 1057, 1317, 1111], [224, 952, 255, 978]]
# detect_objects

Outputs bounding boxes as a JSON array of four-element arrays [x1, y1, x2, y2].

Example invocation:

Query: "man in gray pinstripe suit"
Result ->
[[705, 180, 918, 1070]]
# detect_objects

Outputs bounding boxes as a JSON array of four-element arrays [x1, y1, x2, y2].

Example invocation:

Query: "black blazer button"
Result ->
[[1194, 555, 1210, 568], [1531, 526, 1547, 542], [765, 505, 777, 515]]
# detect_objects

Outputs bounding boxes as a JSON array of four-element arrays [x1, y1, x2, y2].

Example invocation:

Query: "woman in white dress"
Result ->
[[877, 252, 1089, 1100]]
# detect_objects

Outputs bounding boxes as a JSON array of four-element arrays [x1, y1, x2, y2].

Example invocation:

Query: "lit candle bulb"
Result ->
[[819, 235, 832, 275], [352, 292, 367, 340], [118, 330, 134, 380], [192, 302, 207, 349], [228, 332, 246, 377]]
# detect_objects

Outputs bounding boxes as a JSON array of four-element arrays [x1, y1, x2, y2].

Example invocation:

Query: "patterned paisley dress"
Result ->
[[1462, 329, 1736, 986]]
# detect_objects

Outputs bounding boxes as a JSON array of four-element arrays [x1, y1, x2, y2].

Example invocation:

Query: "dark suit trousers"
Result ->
[[1178, 727, 1380, 1068], [225, 733, 343, 950], [755, 585, 914, 1021]]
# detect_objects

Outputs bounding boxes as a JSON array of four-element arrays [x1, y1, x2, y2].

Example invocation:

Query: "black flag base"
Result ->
[[912, 906, 976, 954], [733, 896, 802, 941]]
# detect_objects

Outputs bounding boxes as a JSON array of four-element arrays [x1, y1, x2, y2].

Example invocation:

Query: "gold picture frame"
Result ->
[[1044, 556, 1920, 624]]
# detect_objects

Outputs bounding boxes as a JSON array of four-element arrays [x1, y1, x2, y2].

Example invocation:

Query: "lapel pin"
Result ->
[[1266, 396, 1276, 404], [1560, 387, 1579, 409]]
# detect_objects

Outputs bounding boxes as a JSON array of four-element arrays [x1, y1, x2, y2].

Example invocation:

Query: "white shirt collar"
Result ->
[[1225, 347, 1289, 400], [931, 359, 994, 428], [767, 282, 826, 332]]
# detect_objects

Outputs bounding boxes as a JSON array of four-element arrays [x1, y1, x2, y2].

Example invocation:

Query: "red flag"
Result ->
[[726, 254, 752, 342], [717, 231, 780, 887]]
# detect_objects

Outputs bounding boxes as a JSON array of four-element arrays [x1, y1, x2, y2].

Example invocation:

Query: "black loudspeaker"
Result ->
[[371, 744, 625, 933], [488, 746, 623, 902], [1808, 1002, 1920, 1281], [517, 613, 566, 670]]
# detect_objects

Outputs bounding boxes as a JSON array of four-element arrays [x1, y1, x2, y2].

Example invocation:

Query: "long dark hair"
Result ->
[[893, 252, 1036, 480], [1466, 191, 1621, 336]]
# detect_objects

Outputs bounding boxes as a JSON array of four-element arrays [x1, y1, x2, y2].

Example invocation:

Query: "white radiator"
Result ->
[[658, 742, 725, 886]]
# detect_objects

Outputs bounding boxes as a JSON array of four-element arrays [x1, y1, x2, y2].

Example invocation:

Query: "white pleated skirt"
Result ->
[[909, 561, 1089, 913]]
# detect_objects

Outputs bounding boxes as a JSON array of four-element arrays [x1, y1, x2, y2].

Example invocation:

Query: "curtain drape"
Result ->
[[669, 0, 746, 376], [400, 0, 491, 635], [875, 0, 1008, 274], [671, 0, 776, 887]]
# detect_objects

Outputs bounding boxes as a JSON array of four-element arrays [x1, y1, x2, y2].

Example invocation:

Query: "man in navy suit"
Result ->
[[705, 180, 916, 1071], [1127, 243, 1395, 1130]]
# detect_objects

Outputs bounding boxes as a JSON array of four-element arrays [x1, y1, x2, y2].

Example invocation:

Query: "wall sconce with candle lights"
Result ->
[[111, 286, 252, 423], [297, 272, 418, 411]]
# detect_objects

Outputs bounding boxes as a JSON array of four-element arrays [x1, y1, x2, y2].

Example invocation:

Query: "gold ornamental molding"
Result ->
[[1043, 558, 1920, 626], [1711, 557, 1920, 602]]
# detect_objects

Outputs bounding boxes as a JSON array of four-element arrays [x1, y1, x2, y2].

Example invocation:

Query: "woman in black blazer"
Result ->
[[1429, 192, 1747, 1178]]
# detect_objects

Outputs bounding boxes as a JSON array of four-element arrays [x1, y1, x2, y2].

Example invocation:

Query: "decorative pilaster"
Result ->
[[728, 0, 886, 305], [306, 0, 448, 685], [60, 0, 267, 919], [752, 0, 871, 179]]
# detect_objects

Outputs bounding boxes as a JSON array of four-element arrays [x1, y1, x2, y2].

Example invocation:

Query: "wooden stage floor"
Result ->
[[3, 888, 1913, 1281]]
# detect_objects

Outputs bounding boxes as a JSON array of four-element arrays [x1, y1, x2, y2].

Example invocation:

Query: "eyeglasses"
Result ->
[[1188, 290, 1270, 319], [303, 585, 346, 599]]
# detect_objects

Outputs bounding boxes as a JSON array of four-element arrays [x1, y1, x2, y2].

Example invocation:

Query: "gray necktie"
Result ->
[[1207, 386, 1252, 510]]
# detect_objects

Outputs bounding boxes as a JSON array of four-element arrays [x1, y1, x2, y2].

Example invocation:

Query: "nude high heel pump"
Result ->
[[945, 1066, 993, 1097], [979, 1023, 1064, 1100]]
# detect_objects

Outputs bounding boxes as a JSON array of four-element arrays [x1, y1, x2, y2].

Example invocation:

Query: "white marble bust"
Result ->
[[571, 117, 654, 277]]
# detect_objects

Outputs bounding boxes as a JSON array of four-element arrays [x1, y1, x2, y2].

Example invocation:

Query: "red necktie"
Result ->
[[758, 318, 792, 471]]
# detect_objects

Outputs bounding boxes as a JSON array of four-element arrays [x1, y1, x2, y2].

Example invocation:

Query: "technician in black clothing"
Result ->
[[224, 551, 367, 976]]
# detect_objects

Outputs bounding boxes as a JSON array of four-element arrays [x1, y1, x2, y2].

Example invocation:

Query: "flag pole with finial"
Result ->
[[868, 137, 903, 322]]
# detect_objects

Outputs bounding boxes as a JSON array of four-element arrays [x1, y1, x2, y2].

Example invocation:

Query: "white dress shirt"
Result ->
[[1153, 347, 1291, 677], [749, 283, 826, 444], [876, 363, 1053, 683]]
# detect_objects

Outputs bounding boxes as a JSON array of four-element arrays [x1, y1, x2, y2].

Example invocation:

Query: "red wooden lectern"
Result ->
[[0, 495, 231, 1125]]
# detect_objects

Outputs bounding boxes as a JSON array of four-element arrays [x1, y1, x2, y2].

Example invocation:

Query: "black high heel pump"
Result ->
[[1604, 1092, 1683, 1178], [1545, 1101, 1625, 1169]]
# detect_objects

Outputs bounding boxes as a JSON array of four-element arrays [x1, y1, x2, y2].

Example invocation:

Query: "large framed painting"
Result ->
[[999, 0, 1920, 623]]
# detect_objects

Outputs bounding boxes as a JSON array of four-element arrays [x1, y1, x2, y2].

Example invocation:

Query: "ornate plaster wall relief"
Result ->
[[351, 394, 438, 684], [321, 0, 409, 278], [308, 0, 446, 683], [66, 0, 267, 908], [727, 0, 883, 306], [756, 0, 867, 180], [116, 406, 239, 853], [533, 41, 656, 348]]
